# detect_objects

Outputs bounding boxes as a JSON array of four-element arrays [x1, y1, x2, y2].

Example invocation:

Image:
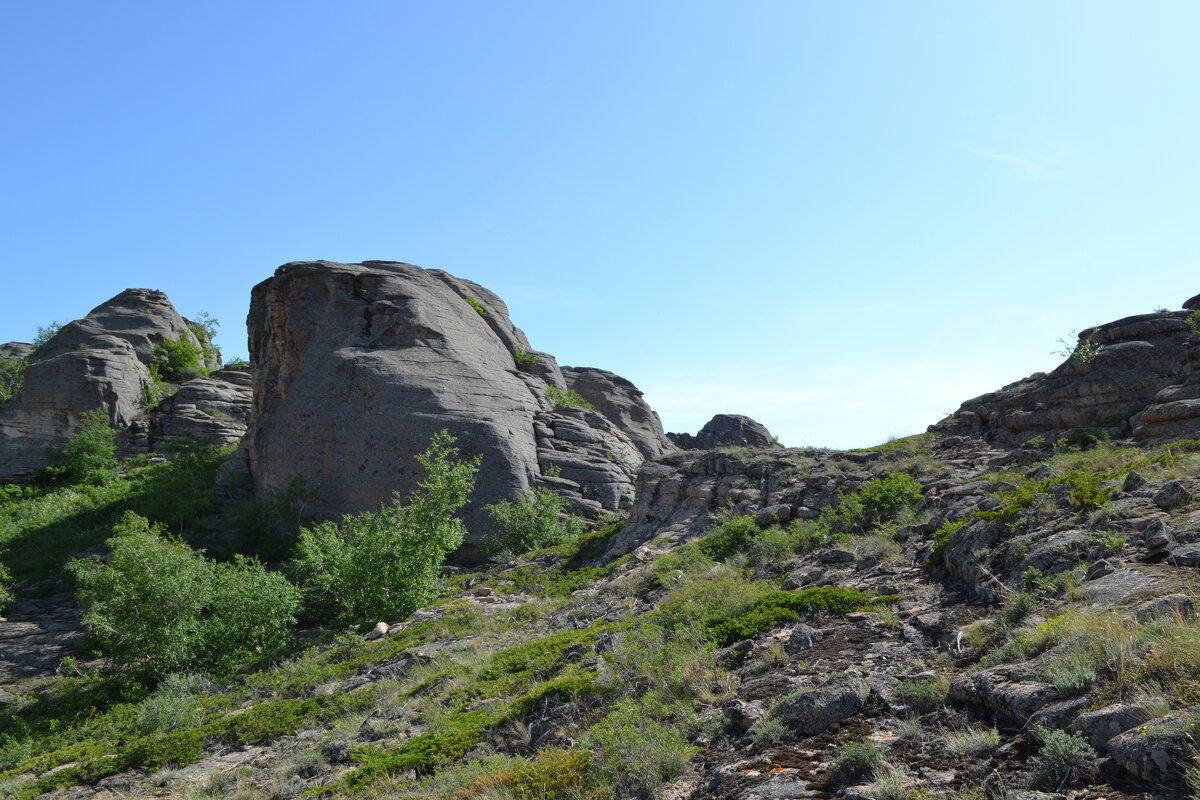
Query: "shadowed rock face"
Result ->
[[0, 289, 209, 478], [151, 367, 252, 450], [933, 311, 1200, 444], [246, 260, 659, 557]]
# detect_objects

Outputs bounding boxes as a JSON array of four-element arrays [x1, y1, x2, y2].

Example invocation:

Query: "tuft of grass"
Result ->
[[828, 740, 883, 787], [945, 727, 1000, 756]]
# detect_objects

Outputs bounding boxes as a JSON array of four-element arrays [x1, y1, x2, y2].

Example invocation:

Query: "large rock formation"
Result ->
[[933, 310, 1200, 444], [245, 261, 667, 556], [0, 290, 219, 477]]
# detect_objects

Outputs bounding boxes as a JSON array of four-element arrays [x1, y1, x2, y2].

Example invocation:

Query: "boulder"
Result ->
[[669, 413, 777, 450], [768, 672, 870, 738], [1153, 480, 1193, 509], [1073, 702, 1147, 750], [949, 667, 1060, 722], [245, 261, 657, 557], [1107, 709, 1200, 782], [0, 289, 211, 478]]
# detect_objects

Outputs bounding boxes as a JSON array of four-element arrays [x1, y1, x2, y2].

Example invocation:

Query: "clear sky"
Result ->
[[3, 2, 1198, 449]]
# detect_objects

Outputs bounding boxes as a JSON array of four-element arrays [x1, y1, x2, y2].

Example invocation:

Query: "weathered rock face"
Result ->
[[151, 367, 253, 450], [246, 261, 657, 557], [669, 413, 777, 450], [932, 311, 1200, 444], [0, 343, 33, 361], [0, 289, 212, 478], [560, 366, 675, 460]]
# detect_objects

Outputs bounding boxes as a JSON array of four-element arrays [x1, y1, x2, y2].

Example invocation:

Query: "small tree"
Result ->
[[70, 511, 300, 678], [291, 430, 481, 626], [56, 407, 118, 484]]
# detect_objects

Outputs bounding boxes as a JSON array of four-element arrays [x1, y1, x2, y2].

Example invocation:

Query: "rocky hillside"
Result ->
[[2, 276, 1200, 800]]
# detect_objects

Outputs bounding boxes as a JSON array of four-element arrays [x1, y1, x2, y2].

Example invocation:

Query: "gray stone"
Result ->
[[1134, 593, 1193, 623], [151, 367, 251, 449], [931, 311, 1195, 444], [1107, 709, 1200, 781], [1122, 470, 1148, 492], [1153, 480, 1193, 509], [818, 548, 855, 564], [769, 672, 870, 737], [949, 667, 1060, 721], [1073, 702, 1147, 750], [786, 624, 818, 653], [755, 504, 793, 527], [722, 698, 765, 734], [1080, 568, 1159, 605], [669, 413, 777, 450]]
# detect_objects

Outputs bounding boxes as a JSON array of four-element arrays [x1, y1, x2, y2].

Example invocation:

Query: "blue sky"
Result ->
[[3, 2, 1198, 448]]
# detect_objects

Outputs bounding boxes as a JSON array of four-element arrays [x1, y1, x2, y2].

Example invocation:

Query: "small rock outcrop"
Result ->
[[932, 311, 1200, 444], [151, 367, 253, 449], [246, 261, 663, 556], [669, 413, 777, 450], [560, 366, 675, 460], [0, 290, 218, 478]]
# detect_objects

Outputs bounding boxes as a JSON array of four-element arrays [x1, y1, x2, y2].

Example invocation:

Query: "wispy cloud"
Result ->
[[966, 145, 1068, 181]]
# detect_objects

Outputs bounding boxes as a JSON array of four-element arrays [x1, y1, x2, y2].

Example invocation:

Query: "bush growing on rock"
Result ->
[[40, 407, 118, 485], [291, 430, 480, 626], [483, 487, 586, 557]]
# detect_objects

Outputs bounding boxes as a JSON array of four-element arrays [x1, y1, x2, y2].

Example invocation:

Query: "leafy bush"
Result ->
[[291, 430, 480, 626], [464, 296, 488, 316], [892, 677, 946, 713], [697, 515, 762, 561], [41, 408, 118, 486], [69, 511, 300, 678], [820, 472, 924, 537], [151, 331, 209, 382], [0, 562, 13, 613], [483, 487, 586, 556], [135, 674, 212, 733], [33, 321, 62, 348], [545, 383, 596, 410], [710, 586, 882, 645], [513, 348, 541, 368], [0, 356, 25, 402]]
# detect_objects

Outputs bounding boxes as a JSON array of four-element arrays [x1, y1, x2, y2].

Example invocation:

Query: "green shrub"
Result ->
[[583, 696, 695, 798], [710, 586, 881, 645], [0, 563, 13, 613], [455, 749, 592, 800], [1188, 311, 1200, 337], [513, 349, 541, 368], [33, 321, 62, 348], [151, 332, 209, 382], [0, 356, 25, 403], [464, 296, 488, 316], [134, 674, 210, 733], [821, 472, 924, 537], [788, 518, 849, 552], [41, 408, 119, 486], [545, 383, 596, 410], [697, 515, 762, 561], [483, 487, 586, 556], [1030, 728, 1095, 788], [291, 430, 480, 625], [892, 677, 946, 713], [829, 740, 883, 786], [69, 511, 300, 678]]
